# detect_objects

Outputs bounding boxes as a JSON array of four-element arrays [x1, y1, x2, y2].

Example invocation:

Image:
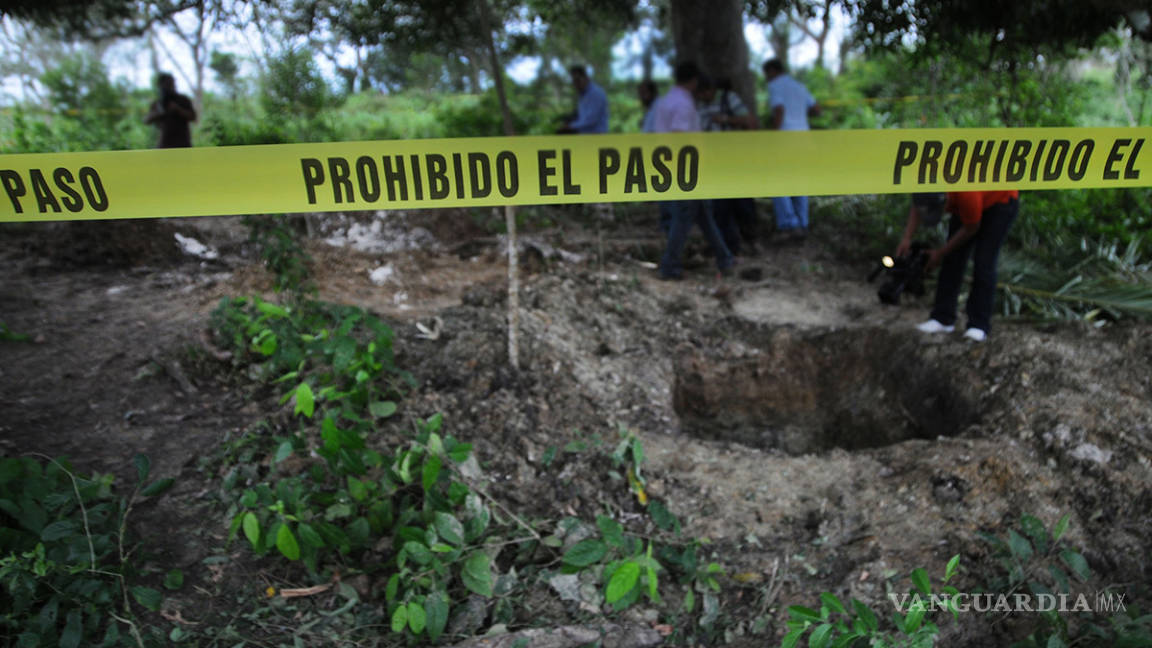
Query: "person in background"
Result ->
[[560, 65, 609, 134], [762, 58, 819, 240], [145, 73, 196, 148], [638, 79, 659, 133], [558, 65, 611, 219], [652, 61, 733, 280], [898, 191, 1020, 342], [696, 76, 760, 256]]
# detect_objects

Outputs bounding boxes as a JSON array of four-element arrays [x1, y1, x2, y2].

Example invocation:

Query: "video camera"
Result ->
[[868, 242, 930, 305]]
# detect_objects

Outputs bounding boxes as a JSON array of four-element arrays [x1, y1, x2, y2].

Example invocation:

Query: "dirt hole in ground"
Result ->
[[673, 326, 983, 455]]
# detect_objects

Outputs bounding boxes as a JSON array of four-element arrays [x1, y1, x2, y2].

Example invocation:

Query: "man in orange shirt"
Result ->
[[897, 190, 1019, 342]]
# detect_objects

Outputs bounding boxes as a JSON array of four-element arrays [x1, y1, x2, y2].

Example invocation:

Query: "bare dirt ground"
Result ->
[[1, 206, 1150, 647]]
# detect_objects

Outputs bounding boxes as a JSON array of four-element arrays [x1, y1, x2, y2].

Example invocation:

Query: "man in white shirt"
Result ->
[[763, 58, 820, 239], [652, 61, 733, 280]]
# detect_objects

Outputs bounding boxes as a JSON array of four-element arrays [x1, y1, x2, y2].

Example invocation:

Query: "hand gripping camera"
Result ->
[[868, 242, 930, 305]]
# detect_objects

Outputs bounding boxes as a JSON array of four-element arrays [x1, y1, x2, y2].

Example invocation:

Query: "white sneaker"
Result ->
[[916, 319, 955, 334], [963, 328, 987, 342]]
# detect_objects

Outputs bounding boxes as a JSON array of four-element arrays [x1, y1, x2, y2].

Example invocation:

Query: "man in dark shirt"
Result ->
[[145, 73, 196, 148]]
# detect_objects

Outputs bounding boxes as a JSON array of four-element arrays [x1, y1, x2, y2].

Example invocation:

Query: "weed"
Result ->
[[208, 296, 725, 642], [0, 454, 174, 647], [242, 215, 315, 297], [980, 514, 1152, 647], [780, 555, 961, 648]]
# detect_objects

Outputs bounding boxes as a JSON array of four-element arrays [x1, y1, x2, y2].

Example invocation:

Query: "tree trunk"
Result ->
[[669, 0, 757, 117], [769, 17, 791, 69], [477, 0, 520, 370], [788, 0, 833, 69]]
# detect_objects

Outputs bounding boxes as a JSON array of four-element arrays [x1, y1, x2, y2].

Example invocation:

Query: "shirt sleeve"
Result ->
[[948, 192, 984, 225]]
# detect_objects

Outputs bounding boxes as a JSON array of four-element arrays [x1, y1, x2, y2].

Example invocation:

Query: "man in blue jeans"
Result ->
[[651, 61, 733, 280], [898, 191, 1020, 342], [763, 59, 819, 238]]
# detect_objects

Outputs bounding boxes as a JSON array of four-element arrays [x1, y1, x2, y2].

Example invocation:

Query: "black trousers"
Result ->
[[930, 199, 1018, 333], [712, 198, 758, 255]]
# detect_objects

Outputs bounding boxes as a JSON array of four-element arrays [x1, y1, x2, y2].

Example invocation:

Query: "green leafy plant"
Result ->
[[210, 300, 728, 641], [781, 555, 961, 648], [242, 215, 315, 296], [212, 295, 524, 641], [980, 514, 1152, 648], [0, 454, 174, 647], [545, 427, 723, 639]]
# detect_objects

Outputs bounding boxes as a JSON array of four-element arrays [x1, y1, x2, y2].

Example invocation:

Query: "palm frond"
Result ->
[[997, 237, 1152, 321]]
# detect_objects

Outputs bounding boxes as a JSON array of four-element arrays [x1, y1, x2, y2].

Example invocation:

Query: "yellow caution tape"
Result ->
[[1, 127, 1149, 223]]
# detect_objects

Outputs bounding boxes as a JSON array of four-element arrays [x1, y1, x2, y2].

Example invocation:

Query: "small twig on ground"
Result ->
[[462, 474, 541, 542], [24, 453, 97, 571], [151, 352, 198, 394], [758, 557, 783, 617]]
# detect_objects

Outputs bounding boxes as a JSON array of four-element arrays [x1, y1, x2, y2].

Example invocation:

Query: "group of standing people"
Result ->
[[628, 59, 819, 280], [566, 61, 1015, 341]]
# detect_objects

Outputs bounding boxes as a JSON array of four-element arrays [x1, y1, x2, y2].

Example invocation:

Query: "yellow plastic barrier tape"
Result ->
[[1, 127, 1149, 223]]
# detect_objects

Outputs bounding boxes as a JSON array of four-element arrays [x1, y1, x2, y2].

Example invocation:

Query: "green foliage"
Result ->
[[999, 236, 1152, 321], [241, 215, 314, 295], [781, 555, 961, 648], [209, 296, 405, 390], [1, 55, 151, 154], [0, 454, 174, 647], [980, 514, 1152, 648], [540, 428, 722, 639], [209, 307, 718, 641], [212, 296, 504, 640], [0, 321, 31, 342], [262, 47, 338, 123], [208, 50, 241, 99]]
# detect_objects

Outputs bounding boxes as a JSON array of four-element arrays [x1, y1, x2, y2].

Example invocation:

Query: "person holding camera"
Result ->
[[696, 76, 759, 256], [145, 73, 196, 148], [898, 190, 1019, 342]]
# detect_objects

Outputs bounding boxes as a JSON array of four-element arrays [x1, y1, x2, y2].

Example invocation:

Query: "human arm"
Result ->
[[168, 96, 197, 122], [770, 105, 784, 130], [925, 193, 981, 269], [896, 205, 922, 258], [927, 221, 979, 269], [145, 100, 163, 125]]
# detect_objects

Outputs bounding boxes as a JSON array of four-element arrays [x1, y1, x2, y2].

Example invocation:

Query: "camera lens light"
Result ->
[[882, 256, 895, 268]]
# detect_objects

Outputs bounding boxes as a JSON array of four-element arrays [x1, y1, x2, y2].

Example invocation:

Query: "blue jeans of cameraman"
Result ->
[[930, 199, 1018, 333], [659, 200, 733, 279]]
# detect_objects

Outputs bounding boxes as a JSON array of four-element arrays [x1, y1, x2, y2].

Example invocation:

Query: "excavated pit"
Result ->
[[672, 325, 986, 455]]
